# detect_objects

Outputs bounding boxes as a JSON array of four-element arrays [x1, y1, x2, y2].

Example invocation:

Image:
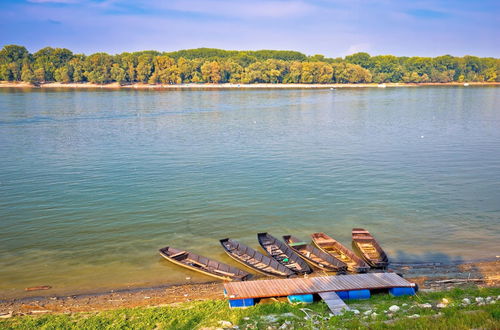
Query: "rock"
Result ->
[[144, 296, 151, 299], [497, 295, 500, 301], [419, 303, 432, 308], [351, 309, 360, 315], [262, 315, 279, 323], [475, 297, 484, 303], [243, 317, 250, 321], [370, 312, 378, 319], [0, 312, 13, 319], [363, 310, 372, 316], [278, 321, 291, 329], [489, 300, 496, 305], [389, 305, 400, 312], [436, 303, 447, 308], [279, 313, 296, 318], [31, 310, 51, 314], [462, 298, 471, 305], [402, 303, 408, 307], [441, 298, 449, 304], [408, 314, 420, 319], [486, 297, 492, 302], [218, 320, 233, 328]]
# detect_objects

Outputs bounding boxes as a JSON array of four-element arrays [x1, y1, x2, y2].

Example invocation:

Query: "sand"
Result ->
[[1, 81, 499, 90]]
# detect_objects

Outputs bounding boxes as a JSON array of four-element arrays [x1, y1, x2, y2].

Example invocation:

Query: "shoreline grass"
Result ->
[[1, 286, 498, 329]]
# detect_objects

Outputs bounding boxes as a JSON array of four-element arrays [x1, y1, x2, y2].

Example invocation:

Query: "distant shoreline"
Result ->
[[1, 81, 499, 90]]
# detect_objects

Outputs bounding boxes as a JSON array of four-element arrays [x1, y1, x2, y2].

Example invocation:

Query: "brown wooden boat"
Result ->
[[351, 228, 389, 268], [311, 232, 370, 273], [159, 246, 251, 281], [220, 238, 295, 277], [257, 233, 312, 275], [282, 235, 348, 272]]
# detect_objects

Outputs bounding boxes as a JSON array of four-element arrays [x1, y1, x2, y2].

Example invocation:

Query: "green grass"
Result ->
[[1, 287, 499, 329]]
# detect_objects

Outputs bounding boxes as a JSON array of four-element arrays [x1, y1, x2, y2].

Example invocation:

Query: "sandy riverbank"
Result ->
[[1, 81, 499, 89], [0, 258, 497, 316]]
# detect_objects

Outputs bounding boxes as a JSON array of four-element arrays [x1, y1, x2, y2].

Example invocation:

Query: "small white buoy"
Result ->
[[464, 83, 469, 87]]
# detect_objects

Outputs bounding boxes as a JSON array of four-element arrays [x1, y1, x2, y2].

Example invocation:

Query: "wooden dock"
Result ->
[[224, 272, 415, 299]]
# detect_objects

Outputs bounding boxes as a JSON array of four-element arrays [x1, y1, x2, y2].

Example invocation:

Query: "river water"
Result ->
[[0, 86, 499, 298]]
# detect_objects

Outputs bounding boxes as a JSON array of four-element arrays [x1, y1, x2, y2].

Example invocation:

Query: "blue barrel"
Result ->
[[348, 289, 371, 300], [389, 287, 416, 296], [336, 291, 349, 300], [229, 298, 254, 308], [288, 294, 313, 304]]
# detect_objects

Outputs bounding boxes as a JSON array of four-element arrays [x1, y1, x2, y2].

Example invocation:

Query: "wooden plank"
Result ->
[[319, 291, 350, 315], [224, 273, 414, 299]]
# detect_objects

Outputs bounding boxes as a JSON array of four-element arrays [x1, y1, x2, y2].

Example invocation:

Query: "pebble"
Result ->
[[351, 309, 360, 315], [441, 298, 449, 304], [243, 317, 250, 321], [436, 303, 447, 308], [486, 297, 492, 302], [278, 321, 291, 329], [0, 312, 13, 319], [475, 297, 484, 303], [389, 305, 400, 312], [370, 312, 378, 319], [462, 298, 471, 305], [363, 310, 372, 316], [489, 300, 496, 305], [419, 303, 432, 308], [218, 320, 233, 327], [408, 314, 420, 319], [402, 303, 408, 307]]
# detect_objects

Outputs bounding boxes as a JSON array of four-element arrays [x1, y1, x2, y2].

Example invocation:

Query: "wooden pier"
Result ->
[[224, 273, 416, 311], [224, 273, 415, 299]]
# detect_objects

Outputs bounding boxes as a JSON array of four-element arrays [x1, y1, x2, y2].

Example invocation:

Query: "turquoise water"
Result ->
[[0, 87, 499, 298]]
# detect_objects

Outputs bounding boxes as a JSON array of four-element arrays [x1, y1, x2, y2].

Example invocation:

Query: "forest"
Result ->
[[1, 45, 499, 85]]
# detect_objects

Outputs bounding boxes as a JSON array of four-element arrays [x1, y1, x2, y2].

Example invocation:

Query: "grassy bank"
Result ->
[[1, 287, 499, 329]]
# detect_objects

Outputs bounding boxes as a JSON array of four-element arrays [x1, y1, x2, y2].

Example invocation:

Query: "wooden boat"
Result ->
[[351, 228, 389, 268], [159, 246, 251, 281], [282, 235, 347, 272], [311, 233, 370, 273], [220, 238, 295, 277], [257, 233, 312, 275]]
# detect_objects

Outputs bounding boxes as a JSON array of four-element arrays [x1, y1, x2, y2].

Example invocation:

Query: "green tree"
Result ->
[[201, 61, 222, 83], [84, 53, 113, 84], [54, 66, 72, 83], [21, 62, 36, 83], [110, 63, 126, 84]]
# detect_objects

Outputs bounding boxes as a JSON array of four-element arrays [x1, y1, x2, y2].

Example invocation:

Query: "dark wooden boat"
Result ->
[[351, 228, 389, 268], [257, 233, 312, 275], [282, 235, 347, 272], [311, 232, 370, 273], [159, 246, 251, 281], [220, 238, 295, 277]]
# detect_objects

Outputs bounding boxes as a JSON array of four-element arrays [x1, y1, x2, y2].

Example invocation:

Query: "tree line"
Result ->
[[1, 45, 498, 85]]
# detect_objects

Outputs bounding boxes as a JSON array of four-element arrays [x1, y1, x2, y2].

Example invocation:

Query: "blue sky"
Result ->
[[0, 0, 499, 57]]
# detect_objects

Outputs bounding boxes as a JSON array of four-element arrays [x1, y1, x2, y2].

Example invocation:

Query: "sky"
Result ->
[[0, 0, 499, 57]]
